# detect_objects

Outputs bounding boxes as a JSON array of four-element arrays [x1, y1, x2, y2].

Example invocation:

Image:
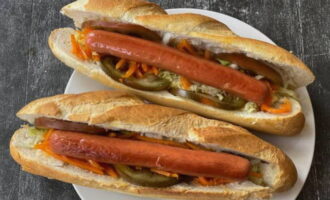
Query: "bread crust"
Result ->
[[61, 0, 314, 88], [16, 90, 297, 191], [11, 128, 271, 200], [135, 13, 236, 37], [48, 28, 304, 135]]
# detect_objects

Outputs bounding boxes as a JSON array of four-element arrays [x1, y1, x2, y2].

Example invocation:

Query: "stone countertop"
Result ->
[[0, 0, 329, 199]]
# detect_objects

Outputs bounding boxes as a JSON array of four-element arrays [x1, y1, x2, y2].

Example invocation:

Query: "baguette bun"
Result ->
[[11, 127, 271, 200], [49, 28, 305, 135], [61, 0, 314, 88], [15, 91, 297, 193]]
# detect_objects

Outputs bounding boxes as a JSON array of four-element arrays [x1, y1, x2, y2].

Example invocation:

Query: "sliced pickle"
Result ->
[[114, 165, 180, 187], [101, 57, 170, 91], [169, 88, 246, 110]]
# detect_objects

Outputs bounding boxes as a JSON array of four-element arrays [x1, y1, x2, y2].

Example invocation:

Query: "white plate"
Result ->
[[64, 8, 315, 200]]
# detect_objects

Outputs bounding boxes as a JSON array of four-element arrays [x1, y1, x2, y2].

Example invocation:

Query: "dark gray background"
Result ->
[[1, 0, 329, 199]]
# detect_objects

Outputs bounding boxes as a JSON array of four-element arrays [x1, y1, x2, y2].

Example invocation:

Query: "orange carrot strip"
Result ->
[[150, 169, 179, 178], [261, 98, 292, 114], [177, 39, 197, 55], [39, 146, 104, 175], [249, 171, 262, 178], [212, 177, 235, 185], [35, 130, 104, 175], [180, 76, 191, 90], [141, 63, 149, 72], [136, 68, 144, 78], [196, 177, 234, 186], [88, 160, 104, 171], [115, 58, 127, 70], [82, 46, 92, 60], [151, 66, 159, 75], [70, 34, 79, 55], [70, 34, 84, 60], [104, 166, 119, 178], [123, 61, 137, 78], [199, 97, 218, 107], [196, 177, 210, 186]]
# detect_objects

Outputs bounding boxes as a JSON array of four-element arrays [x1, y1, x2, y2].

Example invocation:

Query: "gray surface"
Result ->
[[0, 0, 328, 199]]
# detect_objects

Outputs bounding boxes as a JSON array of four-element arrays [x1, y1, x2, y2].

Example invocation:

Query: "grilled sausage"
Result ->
[[86, 30, 270, 105], [48, 130, 251, 179]]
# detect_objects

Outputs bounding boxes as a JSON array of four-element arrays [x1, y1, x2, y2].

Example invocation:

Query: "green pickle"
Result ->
[[114, 165, 180, 187], [169, 88, 246, 110], [101, 57, 170, 91], [216, 58, 231, 66]]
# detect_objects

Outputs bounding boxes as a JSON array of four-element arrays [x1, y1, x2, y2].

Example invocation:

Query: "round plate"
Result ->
[[64, 8, 315, 200]]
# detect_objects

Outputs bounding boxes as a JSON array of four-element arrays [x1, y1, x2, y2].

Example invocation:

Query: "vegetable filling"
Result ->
[[70, 22, 297, 114], [29, 125, 265, 188]]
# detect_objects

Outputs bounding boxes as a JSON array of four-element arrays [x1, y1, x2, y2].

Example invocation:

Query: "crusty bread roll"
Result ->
[[11, 128, 270, 200], [11, 91, 297, 200], [49, 28, 305, 135], [61, 0, 314, 88], [48, 0, 314, 135]]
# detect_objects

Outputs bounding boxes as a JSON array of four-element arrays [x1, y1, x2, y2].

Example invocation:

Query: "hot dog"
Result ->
[[47, 0, 315, 135], [11, 91, 298, 199], [48, 130, 250, 179], [86, 30, 270, 105]]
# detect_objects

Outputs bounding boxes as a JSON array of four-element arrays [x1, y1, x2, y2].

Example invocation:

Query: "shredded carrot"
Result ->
[[199, 97, 218, 107], [104, 165, 119, 178], [151, 66, 159, 75], [70, 34, 78, 55], [35, 130, 104, 175], [196, 177, 234, 186], [177, 39, 197, 55], [70, 34, 84, 60], [88, 160, 104, 171], [196, 177, 210, 186], [180, 76, 191, 90], [141, 63, 149, 72], [249, 171, 262, 178], [212, 177, 235, 185], [261, 98, 292, 114], [204, 50, 213, 59], [151, 169, 179, 178], [136, 68, 144, 78], [81, 45, 92, 60], [70, 30, 100, 61], [123, 61, 137, 78], [115, 58, 127, 69], [38, 145, 104, 175], [134, 135, 187, 148]]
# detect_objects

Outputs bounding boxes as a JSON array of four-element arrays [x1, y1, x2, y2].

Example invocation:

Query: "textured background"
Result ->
[[1, 0, 329, 199]]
